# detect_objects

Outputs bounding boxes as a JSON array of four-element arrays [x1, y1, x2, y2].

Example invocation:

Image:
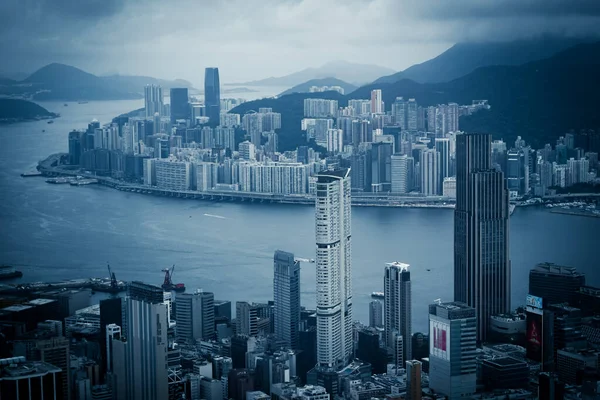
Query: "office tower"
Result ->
[[112, 282, 169, 400], [106, 324, 121, 374], [176, 290, 215, 344], [368, 300, 383, 328], [371, 90, 383, 114], [170, 88, 190, 124], [384, 262, 412, 364], [407, 99, 418, 131], [228, 369, 255, 400], [454, 133, 510, 342], [405, 360, 422, 400], [99, 297, 122, 375], [529, 263, 585, 306], [145, 84, 164, 118], [435, 138, 450, 183], [417, 106, 426, 131], [428, 302, 477, 399], [390, 154, 413, 194], [420, 149, 440, 196], [411, 333, 429, 361], [204, 68, 221, 123], [315, 169, 352, 368], [391, 97, 407, 129], [236, 302, 258, 336], [0, 357, 63, 399], [507, 149, 528, 195], [356, 327, 387, 374], [274, 250, 301, 349]]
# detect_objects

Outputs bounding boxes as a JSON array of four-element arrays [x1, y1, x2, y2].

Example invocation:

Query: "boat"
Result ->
[[47, 120, 54, 124], [426, 269, 431, 272], [0, 265, 23, 280], [64, 103, 68, 106], [78, 101, 88, 104], [42, 129, 45, 132]]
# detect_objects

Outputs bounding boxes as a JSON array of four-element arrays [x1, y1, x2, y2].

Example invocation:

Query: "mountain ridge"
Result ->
[[373, 37, 587, 85], [228, 61, 395, 87]]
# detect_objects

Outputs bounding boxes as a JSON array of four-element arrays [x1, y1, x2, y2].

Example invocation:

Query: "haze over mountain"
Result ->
[[278, 78, 357, 97], [232, 41, 600, 151], [229, 61, 395, 87], [2, 63, 193, 101], [373, 37, 588, 84]]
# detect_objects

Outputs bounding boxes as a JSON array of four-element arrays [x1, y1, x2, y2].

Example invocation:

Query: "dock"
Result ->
[[21, 171, 42, 177]]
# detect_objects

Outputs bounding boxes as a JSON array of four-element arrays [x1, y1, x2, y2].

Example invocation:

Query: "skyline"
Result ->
[[2, 0, 600, 84]]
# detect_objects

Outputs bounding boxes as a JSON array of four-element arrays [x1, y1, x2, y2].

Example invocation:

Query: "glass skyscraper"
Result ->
[[204, 67, 221, 123], [170, 88, 189, 124], [454, 133, 510, 343], [273, 250, 301, 349]]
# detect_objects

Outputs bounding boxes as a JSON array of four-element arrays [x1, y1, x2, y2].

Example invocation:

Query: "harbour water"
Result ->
[[0, 100, 599, 333]]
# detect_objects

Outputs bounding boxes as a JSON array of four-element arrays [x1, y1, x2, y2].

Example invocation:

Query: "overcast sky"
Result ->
[[1, 0, 599, 85]]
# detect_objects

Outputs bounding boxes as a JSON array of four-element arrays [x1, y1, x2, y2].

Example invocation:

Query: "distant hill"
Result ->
[[3, 63, 193, 101], [0, 98, 58, 122], [0, 77, 16, 86], [231, 41, 600, 150], [230, 61, 395, 87], [102, 75, 194, 93], [230, 91, 346, 151], [278, 78, 357, 97], [373, 37, 586, 84]]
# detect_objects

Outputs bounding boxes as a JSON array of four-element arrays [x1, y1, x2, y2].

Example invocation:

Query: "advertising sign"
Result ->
[[526, 311, 543, 362], [430, 320, 451, 361], [526, 294, 543, 310]]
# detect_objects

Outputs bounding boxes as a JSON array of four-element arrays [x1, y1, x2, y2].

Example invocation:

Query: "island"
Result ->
[[0, 98, 59, 124]]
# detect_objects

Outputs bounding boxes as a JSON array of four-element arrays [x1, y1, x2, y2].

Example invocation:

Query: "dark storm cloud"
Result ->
[[1, 0, 600, 82]]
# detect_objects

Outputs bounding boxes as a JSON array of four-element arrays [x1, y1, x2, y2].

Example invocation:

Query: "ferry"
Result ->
[[47, 120, 54, 124], [0, 265, 23, 280]]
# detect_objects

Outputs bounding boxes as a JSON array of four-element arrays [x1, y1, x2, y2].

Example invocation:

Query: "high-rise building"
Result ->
[[326, 129, 343, 153], [529, 263, 586, 306], [204, 68, 221, 123], [420, 149, 440, 196], [392, 97, 407, 130], [405, 360, 422, 400], [170, 88, 190, 124], [428, 302, 477, 399], [407, 99, 418, 131], [371, 90, 383, 114], [368, 300, 383, 328], [274, 250, 301, 349], [315, 169, 352, 369], [236, 302, 258, 336], [145, 85, 164, 118], [454, 133, 510, 342], [384, 262, 412, 364], [391, 154, 413, 194], [112, 282, 169, 400], [176, 290, 215, 344], [0, 357, 63, 399], [435, 138, 451, 184]]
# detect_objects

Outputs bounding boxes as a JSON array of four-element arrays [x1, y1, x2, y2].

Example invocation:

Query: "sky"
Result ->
[[1, 0, 599, 85]]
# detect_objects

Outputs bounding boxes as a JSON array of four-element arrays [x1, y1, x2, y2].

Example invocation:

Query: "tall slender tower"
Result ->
[[204, 67, 221, 123], [384, 262, 412, 365], [273, 250, 301, 349], [315, 168, 352, 368], [454, 133, 510, 343]]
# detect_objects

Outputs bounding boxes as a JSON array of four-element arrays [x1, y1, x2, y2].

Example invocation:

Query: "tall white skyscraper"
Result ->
[[144, 84, 164, 118], [371, 90, 383, 114], [274, 250, 301, 349], [384, 262, 412, 366], [315, 168, 352, 368], [407, 99, 418, 131], [391, 154, 413, 194]]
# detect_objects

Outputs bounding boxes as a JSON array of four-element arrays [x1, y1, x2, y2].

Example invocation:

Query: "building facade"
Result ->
[[274, 250, 301, 349], [384, 262, 412, 364]]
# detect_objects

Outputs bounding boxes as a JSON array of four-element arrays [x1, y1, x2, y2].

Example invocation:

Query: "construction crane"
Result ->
[[107, 263, 118, 290], [294, 258, 315, 263], [162, 265, 186, 292]]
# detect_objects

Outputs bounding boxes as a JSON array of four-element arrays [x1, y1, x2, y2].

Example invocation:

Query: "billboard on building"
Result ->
[[526, 294, 543, 310], [430, 320, 451, 361], [526, 310, 543, 362]]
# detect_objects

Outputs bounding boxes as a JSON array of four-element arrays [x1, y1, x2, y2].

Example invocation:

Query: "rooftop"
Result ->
[[27, 298, 56, 306], [386, 262, 410, 271], [0, 357, 61, 379], [1, 304, 33, 313], [483, 356, 527, 368], [532, 262, 584, 277]]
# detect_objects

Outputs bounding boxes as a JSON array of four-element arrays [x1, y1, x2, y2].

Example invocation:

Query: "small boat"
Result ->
[[47, 120, 54, 124], [426, 269, 431, 272], [63, 103, 68, 106], [78, 101, 88, 104], [42, 129, 45, 132], [0, 265, 23, 280]]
